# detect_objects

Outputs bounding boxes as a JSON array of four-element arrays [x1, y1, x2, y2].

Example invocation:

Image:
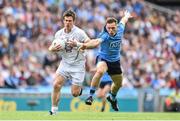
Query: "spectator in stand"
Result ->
[[0, 0, 179, 90]]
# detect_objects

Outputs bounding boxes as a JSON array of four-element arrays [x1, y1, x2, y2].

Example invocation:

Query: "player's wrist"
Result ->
[[77, 42, 83, 48], [84, 43, 88, 49]]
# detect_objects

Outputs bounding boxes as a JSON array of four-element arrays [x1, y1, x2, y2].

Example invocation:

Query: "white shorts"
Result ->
[[56, 61, 85, 86]]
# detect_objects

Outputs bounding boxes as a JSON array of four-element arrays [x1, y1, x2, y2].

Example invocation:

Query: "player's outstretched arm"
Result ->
[[79, 38, 101, 50], [120, 10, 133, 26]]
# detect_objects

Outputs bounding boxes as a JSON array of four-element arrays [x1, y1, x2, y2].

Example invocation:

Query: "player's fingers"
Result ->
[[55, 44, 62, 50], [67, 40, 75, 43], [67, 40, 76, 47], [66, 41, 72, 46], [79, 44, 86, 50], [78, 47, 84, 52], [77, 47, 84, 52], [124, 10, 133, 19], [77, 46, 82, 52]]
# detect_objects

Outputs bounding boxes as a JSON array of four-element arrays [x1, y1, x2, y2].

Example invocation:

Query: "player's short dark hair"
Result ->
[[106, 17, 118, 24], [63, 9, 76, 21]]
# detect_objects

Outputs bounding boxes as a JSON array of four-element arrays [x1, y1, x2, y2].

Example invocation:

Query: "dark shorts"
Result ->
[[99, 81, 112, 89], [96, 56, 122, 75]]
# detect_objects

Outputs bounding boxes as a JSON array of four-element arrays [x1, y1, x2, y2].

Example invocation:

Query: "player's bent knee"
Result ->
[[72, 92, 79, 97], [53, 81, 62, 91], [97, 93, 105, 98], [53, 83, 60, 91], [96, 69, 105, 76], [71, 85, 82, 97]]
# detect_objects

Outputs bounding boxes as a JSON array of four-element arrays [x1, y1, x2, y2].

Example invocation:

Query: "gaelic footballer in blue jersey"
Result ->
[[79, 10, 133, 111]]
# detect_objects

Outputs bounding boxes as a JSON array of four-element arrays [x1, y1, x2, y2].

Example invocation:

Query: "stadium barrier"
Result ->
[[0, 86, 172, 112]]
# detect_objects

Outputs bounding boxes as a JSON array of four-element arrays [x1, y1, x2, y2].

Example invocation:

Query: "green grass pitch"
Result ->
[[0, 111, 180, 120]]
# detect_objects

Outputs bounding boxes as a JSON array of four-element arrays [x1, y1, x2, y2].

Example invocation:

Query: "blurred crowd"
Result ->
[[0, 0, 179, 90]]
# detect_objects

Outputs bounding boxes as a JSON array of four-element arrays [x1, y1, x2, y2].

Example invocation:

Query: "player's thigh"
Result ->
[[96, 61, 108, 74], [55, 62, 68, 86], [71, 71, 85, 86], [106, 60, 122, 75], [53, 73, 65, 87]]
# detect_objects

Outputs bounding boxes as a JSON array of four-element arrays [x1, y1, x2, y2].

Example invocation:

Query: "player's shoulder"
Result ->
[[74, 25, 86, 34], [54, 28, 64, 38], [99, 29, 108, 38]]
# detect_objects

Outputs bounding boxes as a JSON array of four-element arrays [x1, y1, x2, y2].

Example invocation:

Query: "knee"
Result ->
[[96, 69, 105, 76], [53, 81, 62, 91], [97, 93, 104, 98], [72, 91, 79, 97]]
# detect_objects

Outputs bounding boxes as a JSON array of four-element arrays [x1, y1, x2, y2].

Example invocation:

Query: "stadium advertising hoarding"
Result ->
[[0, 87, 138, 112], [0, 96, 138, 112]]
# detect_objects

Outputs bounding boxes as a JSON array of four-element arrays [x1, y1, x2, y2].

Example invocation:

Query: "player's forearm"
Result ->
[[120, 17, 129, 26], [84, 39, 100, 49]]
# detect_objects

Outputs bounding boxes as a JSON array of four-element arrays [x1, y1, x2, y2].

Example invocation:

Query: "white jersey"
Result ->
[[54, 25, 89, 66]]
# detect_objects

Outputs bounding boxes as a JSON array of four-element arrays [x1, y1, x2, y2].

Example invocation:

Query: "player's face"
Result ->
[[106, 22, 117, 36], [63, 16, 74, 32]]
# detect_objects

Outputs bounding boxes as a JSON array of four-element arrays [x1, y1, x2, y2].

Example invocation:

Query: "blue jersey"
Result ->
[[100, 72, 112, 83], [98, 22, 125, 62]]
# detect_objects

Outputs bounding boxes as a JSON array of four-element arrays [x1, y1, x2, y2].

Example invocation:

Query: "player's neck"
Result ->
[[64, 28, 72, 33]]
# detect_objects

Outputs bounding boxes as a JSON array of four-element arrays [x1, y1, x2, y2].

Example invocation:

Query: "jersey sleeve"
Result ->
[[118, 22, 125, 33], [54, 32, 58, 39], [54, 30, 61, 39], [98, 31, 107, 42]]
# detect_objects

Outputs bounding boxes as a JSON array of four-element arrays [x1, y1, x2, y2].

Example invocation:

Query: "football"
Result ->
[[51, 37, 66, 50]]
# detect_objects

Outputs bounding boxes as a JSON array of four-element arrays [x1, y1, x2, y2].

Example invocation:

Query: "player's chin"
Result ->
[[109, 33, 114, 36]]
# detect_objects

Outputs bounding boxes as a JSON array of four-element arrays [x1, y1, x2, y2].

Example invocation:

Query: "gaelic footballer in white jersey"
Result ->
[[55, 25, 89, 86]]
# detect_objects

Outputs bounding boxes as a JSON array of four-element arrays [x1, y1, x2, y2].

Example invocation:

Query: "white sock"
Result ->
[[51, 106, 58, 114]]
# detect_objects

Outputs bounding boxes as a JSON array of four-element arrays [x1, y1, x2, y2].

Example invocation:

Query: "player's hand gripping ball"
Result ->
[[51, 37, 66, 51]]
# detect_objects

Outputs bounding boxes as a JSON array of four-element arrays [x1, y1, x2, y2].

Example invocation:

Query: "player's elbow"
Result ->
[[72, 92, 79, 97], [48, 48, 52, 52], [48, 46, 53, 51]]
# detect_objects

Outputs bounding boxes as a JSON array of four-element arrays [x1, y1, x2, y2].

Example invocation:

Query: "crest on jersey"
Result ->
[[109, 41, 120, 48]]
